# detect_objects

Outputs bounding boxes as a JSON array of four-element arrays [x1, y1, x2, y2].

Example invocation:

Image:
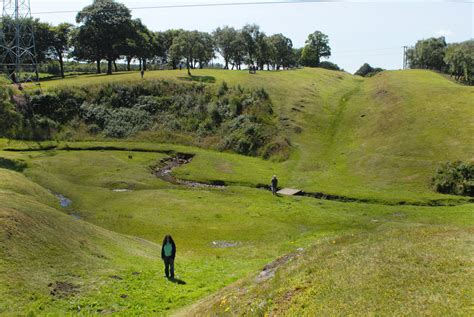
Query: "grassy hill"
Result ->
[[180, 222, 473, 316], [1, 68, 473, 315], [31, 68, 474, 203]]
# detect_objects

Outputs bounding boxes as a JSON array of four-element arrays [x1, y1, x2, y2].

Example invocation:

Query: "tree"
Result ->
[[300, 31, 331, 67], [195, 32, 215, 69], [48, 23, 74, 78], [213, 26, 239, 69], [75, 0, 133, 75], [268, 34, 293, 70], [255, 32, 272, 70], [121, 19, 159, 71], [32, 20, 54, 64], [161, 29, 184, 69], [170, 30, 201, 75], [241, 24, 261, 66], [406, 37, 447, 71], [229, 32, 246, 70], [444, 40, 473, 84]]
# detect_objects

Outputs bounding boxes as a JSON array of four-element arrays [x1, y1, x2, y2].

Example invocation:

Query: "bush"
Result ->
[[319, 61, 341, 71], [3, 79, 283, 158], [0, 88, 22, 138], [432, 161, 474, 196], [355, 63, 384, 77], [220, 115, 266, 155], [103, 108, 152, 138]]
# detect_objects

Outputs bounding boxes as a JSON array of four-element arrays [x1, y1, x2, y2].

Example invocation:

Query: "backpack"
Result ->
[[164, 242, 173, 257]]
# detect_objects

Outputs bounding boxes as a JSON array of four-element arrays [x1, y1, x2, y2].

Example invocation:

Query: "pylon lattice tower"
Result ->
[[0, 0, 39, 84]]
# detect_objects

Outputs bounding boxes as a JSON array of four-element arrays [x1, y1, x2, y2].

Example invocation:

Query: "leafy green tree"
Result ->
[[70, 26, 101, 73], [170, 30, 201, 75], [161, 29, 184, 69], [121, 19, 159, 71], [255, 32, 272, 70], [32, 20, 54, 64], [48, 23, 74, 78], [407, 37, 447, 71], [268, 34, 293, 70], [300, 31, 331, 67], [241, 24, 261, 66], [213, 26, 239, 69], [229, 32, 246, 70], [195, 32, 215, 69], [291, 47, 303, 67], [75, 0, 133, 75], [444, 40, 473, 84]]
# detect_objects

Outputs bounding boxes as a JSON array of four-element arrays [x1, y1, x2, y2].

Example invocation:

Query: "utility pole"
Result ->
[[402, 45, 408, 70], [0, 0, 39, 85]]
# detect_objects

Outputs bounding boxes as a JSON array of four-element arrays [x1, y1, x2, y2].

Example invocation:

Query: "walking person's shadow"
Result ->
[[168, 277, 186, 285]]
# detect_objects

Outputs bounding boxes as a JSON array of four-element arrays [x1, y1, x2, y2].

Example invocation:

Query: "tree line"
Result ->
[[407, 37, 473, 85], [0, 0, 333, 78]]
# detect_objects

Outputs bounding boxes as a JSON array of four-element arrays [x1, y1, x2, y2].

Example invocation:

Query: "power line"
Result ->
[[32, 1, 343, 15], [30, 0, 474, 15]]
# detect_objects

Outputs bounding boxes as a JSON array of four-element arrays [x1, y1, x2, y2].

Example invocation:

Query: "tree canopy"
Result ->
[[300, 31, 331, 67]]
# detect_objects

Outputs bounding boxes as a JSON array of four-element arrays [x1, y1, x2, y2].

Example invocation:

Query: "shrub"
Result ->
[[220, 115, 265, 155], [355, 63, 384, 77], [319, 61, 341, 71], [0, 88, 22, 138], [103, 108, 152, 138], [432, 161, 474, 196]]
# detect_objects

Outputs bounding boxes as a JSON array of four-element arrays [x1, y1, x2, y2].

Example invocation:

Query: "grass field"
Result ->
[[1, 68, 473, 315], [32, 68, 474, 204]]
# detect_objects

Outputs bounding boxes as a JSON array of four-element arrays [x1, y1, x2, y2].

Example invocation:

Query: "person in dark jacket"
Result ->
[[161, 235, 176, 279], [271, 175, 278, 195]]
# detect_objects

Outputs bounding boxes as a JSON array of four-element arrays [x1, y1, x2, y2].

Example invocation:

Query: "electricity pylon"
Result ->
[[0, 0, 39, 84]]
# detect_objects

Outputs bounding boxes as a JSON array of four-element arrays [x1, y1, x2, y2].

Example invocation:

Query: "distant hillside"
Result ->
[[14, 68, 474, 202]]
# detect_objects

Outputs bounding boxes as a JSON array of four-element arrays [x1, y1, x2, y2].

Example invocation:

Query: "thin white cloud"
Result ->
[[435, 29, 454, 37]]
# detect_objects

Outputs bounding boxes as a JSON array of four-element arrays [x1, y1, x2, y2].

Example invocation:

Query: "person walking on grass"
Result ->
[[140, 68, 145, 79], [271, 175, 278, 195], [161, 235, 176, 279]]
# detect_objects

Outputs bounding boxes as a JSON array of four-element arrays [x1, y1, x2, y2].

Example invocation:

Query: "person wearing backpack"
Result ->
[[271, 175, 278, 195], [161, 235, 176, 279]]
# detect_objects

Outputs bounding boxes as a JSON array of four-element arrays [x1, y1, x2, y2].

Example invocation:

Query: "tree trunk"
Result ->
[[107, 59, 113, 75], [225, 59, 229, 70], [58, 53, 65, 78], [127, 56, 132, 71], [96, 59, 101, 74], [142, 59, 147, 71], [187, 59, 192, 76], [113, 60, 118, 72]]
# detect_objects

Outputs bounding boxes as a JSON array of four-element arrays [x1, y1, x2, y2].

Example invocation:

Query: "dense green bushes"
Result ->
[[432, 161, 473, 196], [354, 63, 384, 77], [2, 80, 286, 158]]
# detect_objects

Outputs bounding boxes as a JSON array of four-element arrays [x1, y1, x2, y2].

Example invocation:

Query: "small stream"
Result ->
[[55, 194, 72, 208], [152, 154, 225, 189]]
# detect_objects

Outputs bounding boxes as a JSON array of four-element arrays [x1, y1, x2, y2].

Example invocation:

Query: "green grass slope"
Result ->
[[182, 222, 473, 316], [1, 67, 471, 315], [1, 143, 471, 315], [0, 167, 168, 315], [33, 68, 474, 203]]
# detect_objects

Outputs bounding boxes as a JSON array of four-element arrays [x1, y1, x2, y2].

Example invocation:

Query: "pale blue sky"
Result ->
[[31, 0, 473, 72]]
